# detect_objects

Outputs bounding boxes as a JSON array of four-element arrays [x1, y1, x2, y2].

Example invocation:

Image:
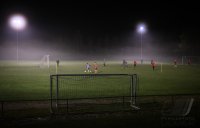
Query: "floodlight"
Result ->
[[137, 24, 146, 34], [9, 14, 27, 63], [9, 14, 27, 30]]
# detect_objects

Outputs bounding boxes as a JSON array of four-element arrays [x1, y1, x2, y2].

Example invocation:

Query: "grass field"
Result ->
[[0, 60, 200, 101]]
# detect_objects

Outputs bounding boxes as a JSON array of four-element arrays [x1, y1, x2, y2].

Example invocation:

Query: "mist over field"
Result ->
[[1, 1, 199, 62], [1, 28, 197, 62]]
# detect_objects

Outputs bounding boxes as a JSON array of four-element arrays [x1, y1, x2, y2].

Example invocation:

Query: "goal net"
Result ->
[[39, 55, 50, 68], [181, 56, 200, 65], [50, 74, 139, 114]]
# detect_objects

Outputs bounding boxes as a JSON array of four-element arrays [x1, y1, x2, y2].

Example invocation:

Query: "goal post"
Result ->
[[39, 55, 50, 68], [50, 74, 139, 114]]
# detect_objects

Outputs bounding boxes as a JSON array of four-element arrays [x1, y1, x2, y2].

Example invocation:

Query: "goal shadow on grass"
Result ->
[[161, 97, 195, 127]]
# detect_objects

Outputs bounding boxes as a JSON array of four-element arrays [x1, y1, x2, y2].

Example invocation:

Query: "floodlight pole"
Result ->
[[17, 30, 19, 63], [140, 32, 143, 64], [137, 24, 146, 64]]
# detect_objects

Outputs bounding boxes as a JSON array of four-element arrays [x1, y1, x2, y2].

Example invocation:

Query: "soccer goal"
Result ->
[[50, 74, 139, 114], [39, 55, 50, 68], [181, 56, 200, 65]]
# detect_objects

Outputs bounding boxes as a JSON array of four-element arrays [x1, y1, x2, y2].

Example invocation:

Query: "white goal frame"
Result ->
[[40, 55, 50, 68]]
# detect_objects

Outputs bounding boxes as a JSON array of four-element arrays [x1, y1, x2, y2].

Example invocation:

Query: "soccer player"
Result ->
[[122, 59, 128, 68], [56, 59, 60, 67], [134, 60, 137, 68], [56, 59, 60, 74], [151, 60, 155, 70], [174, 59, 177, 67], [103, 59, 106, 67], [188, 58, 191, 65], [93, 62, 98, 73], [85, 63, 91, 72]]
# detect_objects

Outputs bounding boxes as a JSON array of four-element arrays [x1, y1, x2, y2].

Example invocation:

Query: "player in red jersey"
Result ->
[[93, 62, 98, 73]]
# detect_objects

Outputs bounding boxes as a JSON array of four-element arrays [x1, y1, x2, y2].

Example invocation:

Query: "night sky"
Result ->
[[0, 1, 200, 60]]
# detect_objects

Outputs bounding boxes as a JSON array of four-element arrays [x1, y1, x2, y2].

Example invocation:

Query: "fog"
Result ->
[[0, 24, 198, 62], [0, 1, 200, 64]]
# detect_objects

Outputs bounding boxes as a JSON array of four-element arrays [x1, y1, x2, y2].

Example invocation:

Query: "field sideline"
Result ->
[[0, 60, 200, 101]]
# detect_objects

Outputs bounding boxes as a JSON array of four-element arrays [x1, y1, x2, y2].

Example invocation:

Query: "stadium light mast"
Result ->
[[137, 23, 146, 64], [9, 14, 27, 63]]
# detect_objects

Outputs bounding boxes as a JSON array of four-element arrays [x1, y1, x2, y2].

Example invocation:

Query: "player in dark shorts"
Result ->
[[151, 60, 155, 70], [174, 59, 177, 67], [134, 60, 137, 68], [56, 59, 60, 67], [188, 58, 191, 65]]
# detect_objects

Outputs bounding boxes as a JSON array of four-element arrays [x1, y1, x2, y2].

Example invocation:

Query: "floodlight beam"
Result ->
[[137, 23, 146, 64]]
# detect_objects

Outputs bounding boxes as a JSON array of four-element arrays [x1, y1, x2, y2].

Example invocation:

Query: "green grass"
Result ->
[[55, 76, 130, 99], [0, 60, 200, 101]]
